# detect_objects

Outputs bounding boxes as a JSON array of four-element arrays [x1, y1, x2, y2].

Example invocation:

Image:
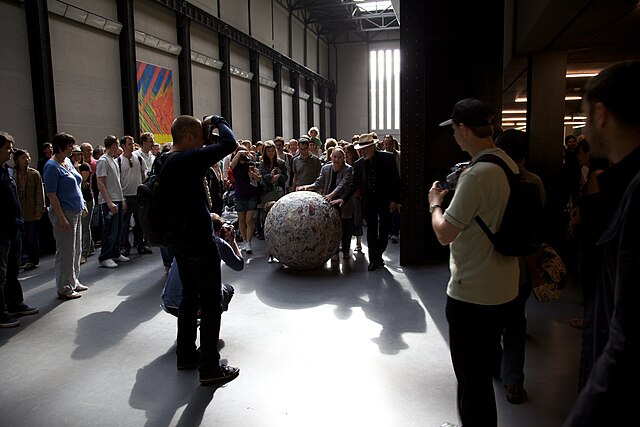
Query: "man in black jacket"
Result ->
[[158, 115, 239, 386], [344, 132, 400, 271], [563, 61, 640, 426], [0, 132, 39, 327]]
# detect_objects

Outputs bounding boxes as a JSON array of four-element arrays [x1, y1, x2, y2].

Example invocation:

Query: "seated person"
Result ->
[[161, 213, 244, 316]]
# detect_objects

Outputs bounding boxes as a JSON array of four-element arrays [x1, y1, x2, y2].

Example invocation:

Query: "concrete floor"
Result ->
[[1, 237, 583, 427]]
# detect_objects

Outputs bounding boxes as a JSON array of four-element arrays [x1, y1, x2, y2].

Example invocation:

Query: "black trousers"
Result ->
[[364, 202, 391, 263], [174, 238, 223, 375], [446, 296, 511, 427]]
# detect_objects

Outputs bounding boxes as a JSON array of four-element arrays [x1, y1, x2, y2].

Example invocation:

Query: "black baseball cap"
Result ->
[[439, 98, 494, 127]]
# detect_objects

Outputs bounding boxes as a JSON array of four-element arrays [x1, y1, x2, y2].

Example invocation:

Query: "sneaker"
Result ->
[[506, 383, 528, 404], [0, 314, 20, 328], [199, 364, 240, 386], [267, 256, 275, 263], [57, 289, 82, 300], [24, 262, 37, 271], [245, 242, 252, 254], [121, 249, 131, 257], [390, 235, 399, 244], [138, 245, 153, 255], [80, 256, 87, 265], [8, 303, 39, 316], [74, 284, 89, 292], [113, 255, 130, 263], [99, 259, 119, 268], [440, 423, 462, 427]]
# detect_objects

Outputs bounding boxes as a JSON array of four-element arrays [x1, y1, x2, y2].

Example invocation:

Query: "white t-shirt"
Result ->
[[443, 147, 519, 305], [118, 152, 147, 196], [96, 154, 124, 204], [135, 149, 154, 175]]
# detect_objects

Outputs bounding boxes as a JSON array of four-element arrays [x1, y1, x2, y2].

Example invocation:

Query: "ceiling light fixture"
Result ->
[[566, 73, 598, 78], [515, 95, 582, 102]]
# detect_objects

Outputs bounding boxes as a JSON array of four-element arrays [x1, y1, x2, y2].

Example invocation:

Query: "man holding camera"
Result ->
[[162, 213, 243, 316], [156, 114, 239, 386], [429, 98, 519, 427]]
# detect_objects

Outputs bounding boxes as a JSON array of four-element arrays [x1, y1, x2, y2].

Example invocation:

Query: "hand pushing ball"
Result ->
[[264, 191, 342, 270]]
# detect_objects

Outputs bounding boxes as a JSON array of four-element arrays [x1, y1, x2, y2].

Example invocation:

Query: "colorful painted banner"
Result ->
[[137, 61, 174, 143]]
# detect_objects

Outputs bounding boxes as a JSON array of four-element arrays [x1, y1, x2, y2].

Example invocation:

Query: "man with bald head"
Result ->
[[154, 114, 240, 386]]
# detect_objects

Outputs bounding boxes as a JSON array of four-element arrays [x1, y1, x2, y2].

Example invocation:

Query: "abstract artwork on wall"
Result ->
[[137, 61, 174, 143]]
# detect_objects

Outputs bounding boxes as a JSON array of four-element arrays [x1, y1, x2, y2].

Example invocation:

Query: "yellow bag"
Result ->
[[532, 243, 566, 303]]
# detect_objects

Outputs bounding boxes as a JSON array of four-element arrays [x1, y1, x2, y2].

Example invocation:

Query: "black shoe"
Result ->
[[367, 262, 379, 271], [122, 249, 131, 257], [506, 383, 528, 404], [0, 314, 20, 328], [199, 364, 240, 386], [8, 303, 39, 317], [221, 284, 235, 312], [138, 245, 153, 255], [177, 351, 200, 370]]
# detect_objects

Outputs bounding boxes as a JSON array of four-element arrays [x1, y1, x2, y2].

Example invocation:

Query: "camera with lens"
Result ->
[[439, 161, 470, 191], [202, 116, 220, 146], [221, 222, 234, 237]]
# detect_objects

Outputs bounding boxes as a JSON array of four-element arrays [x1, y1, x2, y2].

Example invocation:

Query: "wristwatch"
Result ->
[[429, 204, 442, 214]]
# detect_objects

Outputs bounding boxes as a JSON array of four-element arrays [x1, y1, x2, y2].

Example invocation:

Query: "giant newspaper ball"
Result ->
[[264, 191, 342, 270]]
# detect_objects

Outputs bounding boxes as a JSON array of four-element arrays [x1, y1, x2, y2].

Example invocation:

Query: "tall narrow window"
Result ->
[[370, 47, 400, 132]]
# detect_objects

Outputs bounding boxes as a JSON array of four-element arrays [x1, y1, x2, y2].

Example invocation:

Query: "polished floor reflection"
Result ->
[[0, 238, 582, 426]]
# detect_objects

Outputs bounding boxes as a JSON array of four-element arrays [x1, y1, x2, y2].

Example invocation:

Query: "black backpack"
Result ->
[[137, 153, 185, 247], [474, 154, 544, 257]]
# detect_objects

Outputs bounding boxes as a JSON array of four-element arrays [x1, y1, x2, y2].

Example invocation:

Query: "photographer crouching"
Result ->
[[162, 213, 244, 318]]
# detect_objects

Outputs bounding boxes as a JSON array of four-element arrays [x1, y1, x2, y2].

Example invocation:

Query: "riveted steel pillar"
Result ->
[[25, 0, 56, 149], [117, 0, 139, 139]]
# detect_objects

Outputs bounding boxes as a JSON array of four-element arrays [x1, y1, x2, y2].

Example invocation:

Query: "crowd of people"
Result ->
[[430, 60, 638, 427], [2, 61, 635, 425]]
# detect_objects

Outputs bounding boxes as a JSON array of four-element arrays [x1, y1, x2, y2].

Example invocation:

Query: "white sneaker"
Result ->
[[74, 283, 89, 292], [239, 242, 246, 252], [113, 255, 130, 263], [100, 259, 119, 268], [246, 241, 252, 254]]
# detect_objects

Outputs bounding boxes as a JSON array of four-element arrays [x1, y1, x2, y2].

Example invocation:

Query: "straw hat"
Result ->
[[353, 133, 377, 150]]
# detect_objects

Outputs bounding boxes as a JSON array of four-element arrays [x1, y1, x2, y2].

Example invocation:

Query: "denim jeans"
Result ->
[[161, 246, 175, 268], [98, 201, 124, 262], [50, 210, 82, 294], [498, 282, 532, 386], [0, 228, 25, 314], [81, 198, 94, 257], [120, 195, 144, 251], [21, 220, 40, 265]]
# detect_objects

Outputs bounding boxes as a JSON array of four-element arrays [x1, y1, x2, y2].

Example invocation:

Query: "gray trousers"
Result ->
[[50, 209, 82, 294]]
